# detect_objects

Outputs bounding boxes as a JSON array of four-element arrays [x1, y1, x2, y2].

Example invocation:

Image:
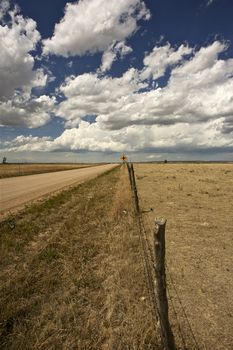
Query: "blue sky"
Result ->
[[0, 0, 233, 162]]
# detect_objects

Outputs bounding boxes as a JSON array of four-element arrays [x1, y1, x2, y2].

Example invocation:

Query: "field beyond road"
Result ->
[[0, 165, 158, 349], [0, 164, 117, 218], [0, 163, 98, 179], [135, 163, 233, 349]]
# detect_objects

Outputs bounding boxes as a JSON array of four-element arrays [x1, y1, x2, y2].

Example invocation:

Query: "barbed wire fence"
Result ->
[[126, 162, 200, 350]]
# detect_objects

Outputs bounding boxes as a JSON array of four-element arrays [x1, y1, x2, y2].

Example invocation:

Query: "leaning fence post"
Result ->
[[154, 219, 175, 350]]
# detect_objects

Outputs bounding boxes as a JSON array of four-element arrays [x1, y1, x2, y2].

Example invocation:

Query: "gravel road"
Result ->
[[0, 164, 117, 218]]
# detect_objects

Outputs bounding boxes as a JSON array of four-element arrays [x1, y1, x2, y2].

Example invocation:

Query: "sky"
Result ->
[[0, 0, 233, 163]]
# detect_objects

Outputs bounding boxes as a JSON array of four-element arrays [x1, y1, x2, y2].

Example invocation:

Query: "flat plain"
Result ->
[[1, 162, 233, 349], [0, 163, 98, 179], [135, 163, 233, 350]]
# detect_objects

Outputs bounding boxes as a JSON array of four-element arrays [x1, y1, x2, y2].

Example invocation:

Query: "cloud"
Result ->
[[0, 4, 56, 128], [146, 154, 162, 159], [57, 67, 145, 127], [55, 41, 233, 134], [0, 5, 47, 99], [3, 118, 233, 153], [43, 0, 150, 57], [100, 41, 133, 72], [140, 43, 192, 80], [0, 95, 56, 128], [2, 135, 52, 148], [100, 50, 116, 74], [206, 0, 216, 6], [0, 0, 10, 20], [2, 39, 233, 155]]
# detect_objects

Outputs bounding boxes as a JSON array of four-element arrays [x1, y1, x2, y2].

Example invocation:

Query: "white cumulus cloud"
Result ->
[[0, 95, 56, 128], [43, 0, 150, 57], [0, 4, 56, 128], [100, 41, 133, 72], [0, 6, 47, 99], [55, 40, 233, 133], [2, 38, 233, 155], [141, 43, 192, 80], [57, 67, 145, 127], [3, 118, 233, 153]]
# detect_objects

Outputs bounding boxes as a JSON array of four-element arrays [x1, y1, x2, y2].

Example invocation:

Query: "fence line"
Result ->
[[126, 162, 175, 350], [127, 162, 201, 350], [139, 203, 199, 350]]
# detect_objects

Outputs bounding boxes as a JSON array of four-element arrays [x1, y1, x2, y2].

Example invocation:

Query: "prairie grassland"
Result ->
[[135, 163, 233, 350], [0, 165, 158, 349], [0, 163, 98, 178]]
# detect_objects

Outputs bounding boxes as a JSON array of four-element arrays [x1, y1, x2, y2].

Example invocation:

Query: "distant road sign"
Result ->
[[120, 154, 127, 161]]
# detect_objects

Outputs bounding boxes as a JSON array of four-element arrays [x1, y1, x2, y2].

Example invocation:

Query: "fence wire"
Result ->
[[128, 163, 200, 350], [140, 204, 200, 350]]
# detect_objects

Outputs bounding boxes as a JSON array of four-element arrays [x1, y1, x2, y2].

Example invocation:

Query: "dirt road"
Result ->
[[0, 164, 117, 217]]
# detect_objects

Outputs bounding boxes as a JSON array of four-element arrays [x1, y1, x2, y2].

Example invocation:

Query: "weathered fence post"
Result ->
[[127, 162, 133, 190], [130, 163, 140, 213], [154, 219, 175, 350]]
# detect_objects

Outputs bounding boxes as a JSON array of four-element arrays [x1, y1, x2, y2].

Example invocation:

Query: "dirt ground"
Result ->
[[0, 165, 158, 349], [0, 163, 98, 179], [135, 163, 233, 350]]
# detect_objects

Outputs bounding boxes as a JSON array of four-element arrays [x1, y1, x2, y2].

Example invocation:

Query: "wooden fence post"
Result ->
[[130, 163, 140, 213], [154, 219, 175, 350], [127, 162, 133, 190]]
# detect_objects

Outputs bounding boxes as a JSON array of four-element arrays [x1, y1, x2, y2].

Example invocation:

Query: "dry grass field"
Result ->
[[0, 165, 158, 349], [135, 163, 233, 350], [0, 163, 98, 178]]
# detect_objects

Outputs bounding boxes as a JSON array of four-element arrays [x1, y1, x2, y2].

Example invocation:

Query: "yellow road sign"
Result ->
[[120, 154, 127, 161]]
